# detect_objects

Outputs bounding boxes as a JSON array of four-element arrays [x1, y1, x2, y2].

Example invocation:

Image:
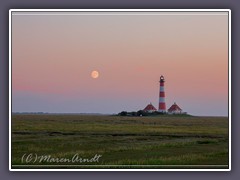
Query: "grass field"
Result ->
[[11, 114, 229, 169]]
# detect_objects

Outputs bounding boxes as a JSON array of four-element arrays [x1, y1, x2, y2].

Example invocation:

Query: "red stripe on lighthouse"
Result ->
[[159, 92, 165, 97], [159, 103, 166, 110]]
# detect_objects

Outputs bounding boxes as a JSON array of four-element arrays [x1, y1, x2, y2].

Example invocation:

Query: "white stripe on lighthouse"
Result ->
[[159, 97, 165, 102], [160, 86, 165, 92]]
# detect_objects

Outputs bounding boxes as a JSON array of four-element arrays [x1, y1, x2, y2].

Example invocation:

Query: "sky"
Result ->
[[11, 11, 229, 116]]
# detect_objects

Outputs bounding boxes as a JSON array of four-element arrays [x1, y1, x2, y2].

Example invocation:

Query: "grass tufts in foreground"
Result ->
[[11, 114, 229, 169]]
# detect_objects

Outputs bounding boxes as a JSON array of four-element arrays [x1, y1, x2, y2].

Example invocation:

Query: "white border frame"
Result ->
[[9, 9, 231, 172]]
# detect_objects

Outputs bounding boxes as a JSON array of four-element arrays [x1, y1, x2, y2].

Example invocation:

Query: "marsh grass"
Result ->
[[11, 114, 229, 169]]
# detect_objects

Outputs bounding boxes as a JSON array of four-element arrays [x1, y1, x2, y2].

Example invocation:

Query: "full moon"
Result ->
[[91, 70, 99, 79]]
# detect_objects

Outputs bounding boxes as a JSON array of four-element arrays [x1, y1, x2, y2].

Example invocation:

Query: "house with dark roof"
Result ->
[[143, 103, 157, 113], [168, 102, 183, 114]]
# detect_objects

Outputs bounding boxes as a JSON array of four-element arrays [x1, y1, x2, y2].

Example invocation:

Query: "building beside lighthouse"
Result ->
[[143, 103, 157, 113], [168, 102, 183, 114]]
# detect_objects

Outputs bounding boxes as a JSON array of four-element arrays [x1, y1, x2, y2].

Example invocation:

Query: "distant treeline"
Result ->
[[12, 112, 110, 115], [118, 110, 166, 116], [13, 112, 47, 114]]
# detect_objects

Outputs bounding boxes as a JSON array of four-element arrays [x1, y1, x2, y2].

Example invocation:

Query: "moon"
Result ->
[[91, 70, 99, 79]]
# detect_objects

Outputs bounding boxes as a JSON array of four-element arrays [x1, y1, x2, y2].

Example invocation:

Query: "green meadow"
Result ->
[[11, 114, 229, 169]]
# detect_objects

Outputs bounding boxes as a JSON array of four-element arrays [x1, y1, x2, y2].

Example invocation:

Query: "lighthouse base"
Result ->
[[158, 110, 167, 113]]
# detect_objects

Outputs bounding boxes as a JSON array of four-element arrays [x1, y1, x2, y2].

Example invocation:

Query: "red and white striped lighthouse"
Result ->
[[158, 75, 166, 112]]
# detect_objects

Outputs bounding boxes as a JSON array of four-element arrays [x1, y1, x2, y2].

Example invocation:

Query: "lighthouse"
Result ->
[[158, 75, 166, 113]]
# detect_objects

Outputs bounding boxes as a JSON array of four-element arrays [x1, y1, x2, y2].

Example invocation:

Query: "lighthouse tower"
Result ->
[[158, 75, 166, 113]]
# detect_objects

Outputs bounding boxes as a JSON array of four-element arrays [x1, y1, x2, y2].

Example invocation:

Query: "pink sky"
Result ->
[[12, 11, 229, 116]]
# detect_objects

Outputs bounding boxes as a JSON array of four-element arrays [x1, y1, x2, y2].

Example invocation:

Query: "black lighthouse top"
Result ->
[[160, 75, 165, 83]]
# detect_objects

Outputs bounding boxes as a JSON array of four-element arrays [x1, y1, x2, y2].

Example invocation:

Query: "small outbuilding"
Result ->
[[143, 103, 157, 113], [168, 102, 182, 114]]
